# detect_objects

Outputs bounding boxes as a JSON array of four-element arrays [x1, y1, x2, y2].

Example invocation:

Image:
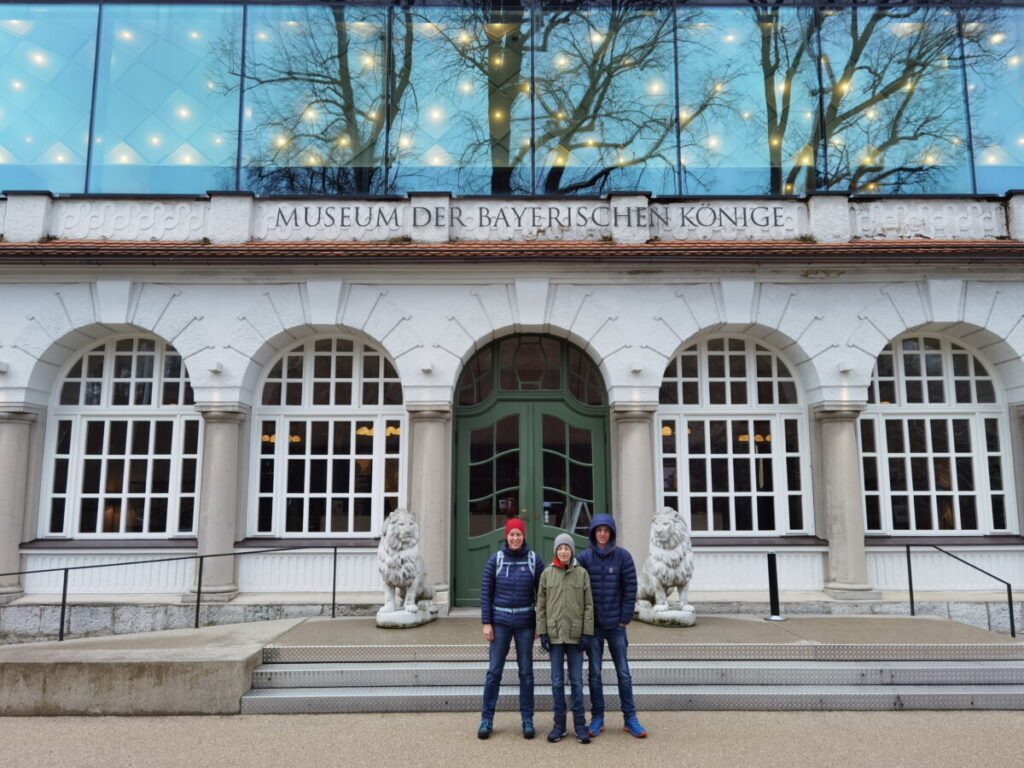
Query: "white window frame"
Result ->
[[39, 336, 201, 539], [860, 335, 1017, 536], [656, 336, 812, 537], [248, 336, 406, 538]]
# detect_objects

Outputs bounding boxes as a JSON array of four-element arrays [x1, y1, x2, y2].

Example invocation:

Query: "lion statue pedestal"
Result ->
[[375, 508, 438, 629], [634, 506, 696, 628]]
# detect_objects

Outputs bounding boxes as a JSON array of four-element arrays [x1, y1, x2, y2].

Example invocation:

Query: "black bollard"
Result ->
[[764, 551, 786, 622]]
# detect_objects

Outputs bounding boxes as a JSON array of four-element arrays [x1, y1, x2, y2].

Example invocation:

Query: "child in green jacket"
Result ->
[[536, 532, 595, 744]]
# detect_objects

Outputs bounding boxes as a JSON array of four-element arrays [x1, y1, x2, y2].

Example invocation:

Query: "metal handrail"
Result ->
[[905, 544, 1017, 638], [0, 544, 346, 641]]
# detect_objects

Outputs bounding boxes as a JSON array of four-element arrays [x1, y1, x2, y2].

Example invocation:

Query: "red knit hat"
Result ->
[[505, 518, 526, 539]]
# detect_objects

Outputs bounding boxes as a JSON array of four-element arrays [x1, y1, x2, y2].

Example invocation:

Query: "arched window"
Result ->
[[657, 337, 809, 535], [860, 335, 1014, 534], [44, 337, 199, 537], [251, 337, 404, 537]]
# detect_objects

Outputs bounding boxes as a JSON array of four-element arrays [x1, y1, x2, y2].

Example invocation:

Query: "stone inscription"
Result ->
[[269, 202, 787, 234]]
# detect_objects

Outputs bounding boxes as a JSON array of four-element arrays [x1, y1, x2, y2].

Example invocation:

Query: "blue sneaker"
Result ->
[[587, 716, 606, 737], [522, 719, 535, 739], [477, 719, 493, 739], [623, 715, 647, 738], [574, 725, 592, 744]]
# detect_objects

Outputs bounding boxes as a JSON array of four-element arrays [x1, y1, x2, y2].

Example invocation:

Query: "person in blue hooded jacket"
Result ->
[[577, 513, 647, 738], [477, 517, 544, 740]]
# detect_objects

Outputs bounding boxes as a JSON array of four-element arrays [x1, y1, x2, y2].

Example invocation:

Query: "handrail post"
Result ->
[[58, 568, 69, 641], [1007, 584, 1016, 639], [194, 556, 204, 629], [764, 551, 786, 621], [331, 546, 338, 619], [906, 544, 915, 617]]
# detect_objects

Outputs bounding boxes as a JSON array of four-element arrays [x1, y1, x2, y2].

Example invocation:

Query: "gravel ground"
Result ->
[[1, 710, 1021, 768]]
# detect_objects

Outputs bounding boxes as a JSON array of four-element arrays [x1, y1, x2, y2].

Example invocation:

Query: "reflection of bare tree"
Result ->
[[224, 6, 414, 195], [754, 6, 1006, 194]]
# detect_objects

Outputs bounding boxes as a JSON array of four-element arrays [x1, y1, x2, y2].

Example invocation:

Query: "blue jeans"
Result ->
[[549, 643, 585, 724], [481, 623, 535, 720], [586, 625, 636, 718]]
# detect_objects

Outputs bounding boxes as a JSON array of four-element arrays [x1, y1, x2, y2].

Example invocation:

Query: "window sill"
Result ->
[[21, 538, 198, 549], [234, 537, 378, 549], [691, 535, 827, 548], [865, 535, 1024, 546]]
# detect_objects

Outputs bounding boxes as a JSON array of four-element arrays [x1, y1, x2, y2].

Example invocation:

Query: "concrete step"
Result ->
[[251, 660, 1024, 689], [240, 683, 1024, 714], [261, 642, 1024, 663]]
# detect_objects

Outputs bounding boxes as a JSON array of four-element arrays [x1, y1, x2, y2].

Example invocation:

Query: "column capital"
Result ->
[[812, 403, 866, 422], [406, 402, 452, 421], [194, 403, 249, 423], [1014, 404, 1024, 420], [0, 406, 40, 425], [610, 402, 658, 422]]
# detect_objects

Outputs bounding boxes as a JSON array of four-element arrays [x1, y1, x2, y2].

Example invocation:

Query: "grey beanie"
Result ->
[[553, 533, 575, 558]]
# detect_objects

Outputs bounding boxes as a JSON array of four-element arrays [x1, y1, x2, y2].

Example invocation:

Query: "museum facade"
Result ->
[[1, 1, 1023, 613]]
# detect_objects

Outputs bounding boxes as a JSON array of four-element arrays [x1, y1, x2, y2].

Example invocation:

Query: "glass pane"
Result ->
[[89, 4, 242, 193], [0, 4, 97, 192], [243, 5, 388, 195], [534, 5, 676, 195], [968, 11, 1024, 193], [678, 6, 819, 195], [391, 6, 530, 194], [818, 6, 971, 194]]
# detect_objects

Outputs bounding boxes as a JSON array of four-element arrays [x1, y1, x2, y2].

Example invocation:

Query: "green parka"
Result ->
[[536, 558, 595, 644]]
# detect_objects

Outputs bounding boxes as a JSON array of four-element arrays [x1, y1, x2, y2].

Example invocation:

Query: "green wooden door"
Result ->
[[453, 399, 607, 605]]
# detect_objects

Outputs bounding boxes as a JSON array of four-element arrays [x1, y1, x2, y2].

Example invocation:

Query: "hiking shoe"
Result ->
[[623, 715, 647, 738], [547, 725, 567, 743], [574, 725, 592, 744], [522, 719, 535, 739], [477, 719, 493, 739], [586, 716, 606, 737]]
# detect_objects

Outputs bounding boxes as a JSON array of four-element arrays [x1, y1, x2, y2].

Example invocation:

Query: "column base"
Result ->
[[825, 582, 881, 601], [0, 585, 24, 604], [181, 586, 239, 604]]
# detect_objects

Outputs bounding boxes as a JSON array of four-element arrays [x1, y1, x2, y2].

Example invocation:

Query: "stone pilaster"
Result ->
[[185, 404, 248, 602], [406, 404, 452, 604], [1, 191, 53, 242], [0, 408, 38, 603], [814, 405, 879, 599], [610, 403, 658, 563], [808, 192, 852, 243]]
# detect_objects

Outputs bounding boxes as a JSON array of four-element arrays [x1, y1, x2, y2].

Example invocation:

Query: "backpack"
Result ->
[[495, 548, 537, 578]]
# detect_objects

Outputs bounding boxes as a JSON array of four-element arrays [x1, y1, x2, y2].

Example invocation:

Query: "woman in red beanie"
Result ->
[[477, 517, 544, 740]]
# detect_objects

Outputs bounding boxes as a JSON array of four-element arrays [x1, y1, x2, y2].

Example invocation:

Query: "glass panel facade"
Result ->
[[89, 4, 242, 193], [0, 4, 97, 192], [3, 2, 1024, 197]]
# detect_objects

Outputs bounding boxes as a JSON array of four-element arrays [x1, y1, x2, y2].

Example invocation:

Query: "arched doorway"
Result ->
[[452, 335, 609, 606]]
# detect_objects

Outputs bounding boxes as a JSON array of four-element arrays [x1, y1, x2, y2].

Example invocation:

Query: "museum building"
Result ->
[[1, 0, 1024, 624]]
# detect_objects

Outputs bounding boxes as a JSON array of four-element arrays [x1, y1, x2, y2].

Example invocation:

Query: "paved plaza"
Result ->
[[1, 710, 1021, 768]]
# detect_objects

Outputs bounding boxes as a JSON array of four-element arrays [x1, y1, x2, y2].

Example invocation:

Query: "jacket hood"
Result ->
[[588, 513, 617, 550]]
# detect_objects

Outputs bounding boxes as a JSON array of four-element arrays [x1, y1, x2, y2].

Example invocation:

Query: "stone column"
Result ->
[[185, 405, 248, 602], [0, 408, 37, 603], [406, 404, 452, 604], [815, 405, 879, 599], [611, 403, 658, 563]]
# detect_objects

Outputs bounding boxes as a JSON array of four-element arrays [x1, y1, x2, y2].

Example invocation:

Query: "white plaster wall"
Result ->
[[237, 550, 381, 592], [21, 552, 195, 594], [867, 548, 1024, 591], [688, 549, 826, 591]]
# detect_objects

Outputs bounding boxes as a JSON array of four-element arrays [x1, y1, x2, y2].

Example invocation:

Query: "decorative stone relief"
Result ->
[[851, 200, 1007, 240], [375, 508, 437, 628], [635, 506, 696, 627], [52, 201, 207, 241]]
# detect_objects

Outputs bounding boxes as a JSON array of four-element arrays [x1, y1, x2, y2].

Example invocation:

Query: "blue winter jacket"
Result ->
[[480, 541, 545, 628], [577, 513, 637, 630]]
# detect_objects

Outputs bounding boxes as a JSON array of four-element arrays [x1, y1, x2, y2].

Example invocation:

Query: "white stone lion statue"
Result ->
[[376, 507, 435, 614], [637, 506, 694, 612]]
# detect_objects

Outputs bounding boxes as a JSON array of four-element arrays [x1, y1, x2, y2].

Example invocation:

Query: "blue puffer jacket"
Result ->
[[480, 542, 544, 628], [577, 513, 637, 630]]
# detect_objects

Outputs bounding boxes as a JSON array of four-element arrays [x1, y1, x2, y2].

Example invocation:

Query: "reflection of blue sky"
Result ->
[[0, 3, 1023, 197]]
